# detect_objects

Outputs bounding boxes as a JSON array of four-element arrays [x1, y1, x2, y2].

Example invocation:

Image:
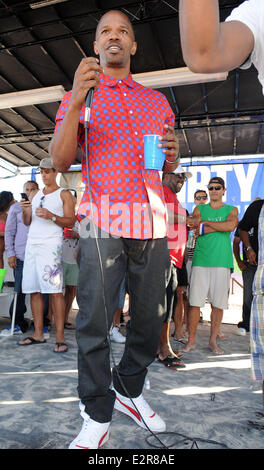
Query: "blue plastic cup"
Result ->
[[144, 135, 165, 170]]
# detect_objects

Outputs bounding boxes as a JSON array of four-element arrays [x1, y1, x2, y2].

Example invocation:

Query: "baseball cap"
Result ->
[[39, 158, 55, 170], [208, 176, 225, 188], [173, 164, 192, 179]]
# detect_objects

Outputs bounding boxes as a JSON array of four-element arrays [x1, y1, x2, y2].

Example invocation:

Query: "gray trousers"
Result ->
[[238, 262, 257, 332], [76, 225, 170, 422]]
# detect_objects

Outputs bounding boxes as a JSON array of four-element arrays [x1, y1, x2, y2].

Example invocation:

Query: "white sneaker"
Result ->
[[110, 326, 125, 343], [79, 400, 85, 413], [0, 325, 22, 336], [69, 412, 110, 449], [237, 328, 247, 336], [114, 389, 166, 432], [43, 326, 50, 339]]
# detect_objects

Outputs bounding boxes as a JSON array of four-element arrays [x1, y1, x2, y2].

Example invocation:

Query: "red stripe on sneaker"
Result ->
[[99, 431, 108, 448], [116, 397, 141, 422], [75, 430, 108, 449], [150, 413, 156, 418]]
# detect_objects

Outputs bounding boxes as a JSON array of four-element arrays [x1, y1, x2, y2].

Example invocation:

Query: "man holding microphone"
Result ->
[[49, 10, 180, 449]]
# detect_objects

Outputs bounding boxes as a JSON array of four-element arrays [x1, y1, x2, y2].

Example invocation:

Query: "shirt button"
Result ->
[[129, 110, 133, 114], [139, 155, 142, 158], [123, 93, 127, 96], [134, 131, 138, 135]]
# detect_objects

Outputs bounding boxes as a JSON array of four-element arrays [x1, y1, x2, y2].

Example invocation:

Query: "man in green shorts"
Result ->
[[182, 177, 238, 354]]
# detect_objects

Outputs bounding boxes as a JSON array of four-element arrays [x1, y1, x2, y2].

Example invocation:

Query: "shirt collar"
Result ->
[[100, 72, 135, 88]]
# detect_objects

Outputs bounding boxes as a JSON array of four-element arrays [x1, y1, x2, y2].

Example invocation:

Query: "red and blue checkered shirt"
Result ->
[[55, 72, 175, 239]]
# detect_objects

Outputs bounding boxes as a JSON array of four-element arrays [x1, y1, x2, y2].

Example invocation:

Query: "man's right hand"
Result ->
[[8, 256, 17, 269], [70, 57, 102, 110]]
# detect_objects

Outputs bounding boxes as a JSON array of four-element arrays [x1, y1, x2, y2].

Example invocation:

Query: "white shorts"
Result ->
[[22, 240, 63, 294], [189, 266, 231, 310]]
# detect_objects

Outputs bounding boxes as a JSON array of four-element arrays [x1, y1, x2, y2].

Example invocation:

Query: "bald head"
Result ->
[[94, 9, 137, 73], [95, 10, 135, 41]]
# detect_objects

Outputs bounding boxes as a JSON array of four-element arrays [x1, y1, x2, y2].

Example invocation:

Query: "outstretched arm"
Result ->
[[179, 0, 254, 73]]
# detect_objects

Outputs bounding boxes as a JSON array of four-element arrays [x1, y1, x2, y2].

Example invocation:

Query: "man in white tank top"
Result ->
[[18, 158, 75, 353]]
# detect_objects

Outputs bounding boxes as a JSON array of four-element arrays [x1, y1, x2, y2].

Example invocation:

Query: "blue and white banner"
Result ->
[[178, 161, 264, 219]]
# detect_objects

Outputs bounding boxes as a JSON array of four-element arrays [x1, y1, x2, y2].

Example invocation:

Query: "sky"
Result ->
[[0, 161, 64, 200], [0, 165, 36, 201]]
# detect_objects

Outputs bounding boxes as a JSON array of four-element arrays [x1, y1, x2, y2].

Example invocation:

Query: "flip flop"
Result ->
[[171, 348, 183, 358], [18, 336, 46, 346], [64, 322, 75, 330], [172, 337, 187, 345], [54, 342, 68, 353], [158, 355, 186, 369]]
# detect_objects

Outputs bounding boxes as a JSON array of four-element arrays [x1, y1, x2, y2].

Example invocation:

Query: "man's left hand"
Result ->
[[247, 248, 257, 266], [186, 216, 199, 229], [159, 124, 179, 163]]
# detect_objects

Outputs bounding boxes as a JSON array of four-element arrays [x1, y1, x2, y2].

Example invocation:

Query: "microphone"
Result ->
[[84, 87, 94, 129]]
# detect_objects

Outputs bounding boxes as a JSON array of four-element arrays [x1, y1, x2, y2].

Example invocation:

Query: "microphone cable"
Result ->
[[83, 88, 169, 450], [82, 89, 229, 451]]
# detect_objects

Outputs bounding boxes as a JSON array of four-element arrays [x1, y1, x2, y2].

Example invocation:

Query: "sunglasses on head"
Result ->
[[174, 173, 187, 181], [208, 185, 223, 191], [39, 195, 45, 208], [195, 195, 208, 200]]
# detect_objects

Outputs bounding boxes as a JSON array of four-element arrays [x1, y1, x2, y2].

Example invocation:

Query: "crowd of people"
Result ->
[[1, 0, 264, 450], [1, 169, 251, 357], [0, 162, 259, 437]]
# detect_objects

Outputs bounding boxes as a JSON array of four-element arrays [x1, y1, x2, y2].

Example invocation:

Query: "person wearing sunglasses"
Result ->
[[158, 165, 194, 370], [186, 189, 208, 274], [182, 176, 238, 355], [194, 190, 208, 204], [185, 190, 208, 322], [19, 158, 75, 354]]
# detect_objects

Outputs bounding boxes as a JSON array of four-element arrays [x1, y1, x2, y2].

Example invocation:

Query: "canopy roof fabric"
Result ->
[[0, 0, 263, 167]]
